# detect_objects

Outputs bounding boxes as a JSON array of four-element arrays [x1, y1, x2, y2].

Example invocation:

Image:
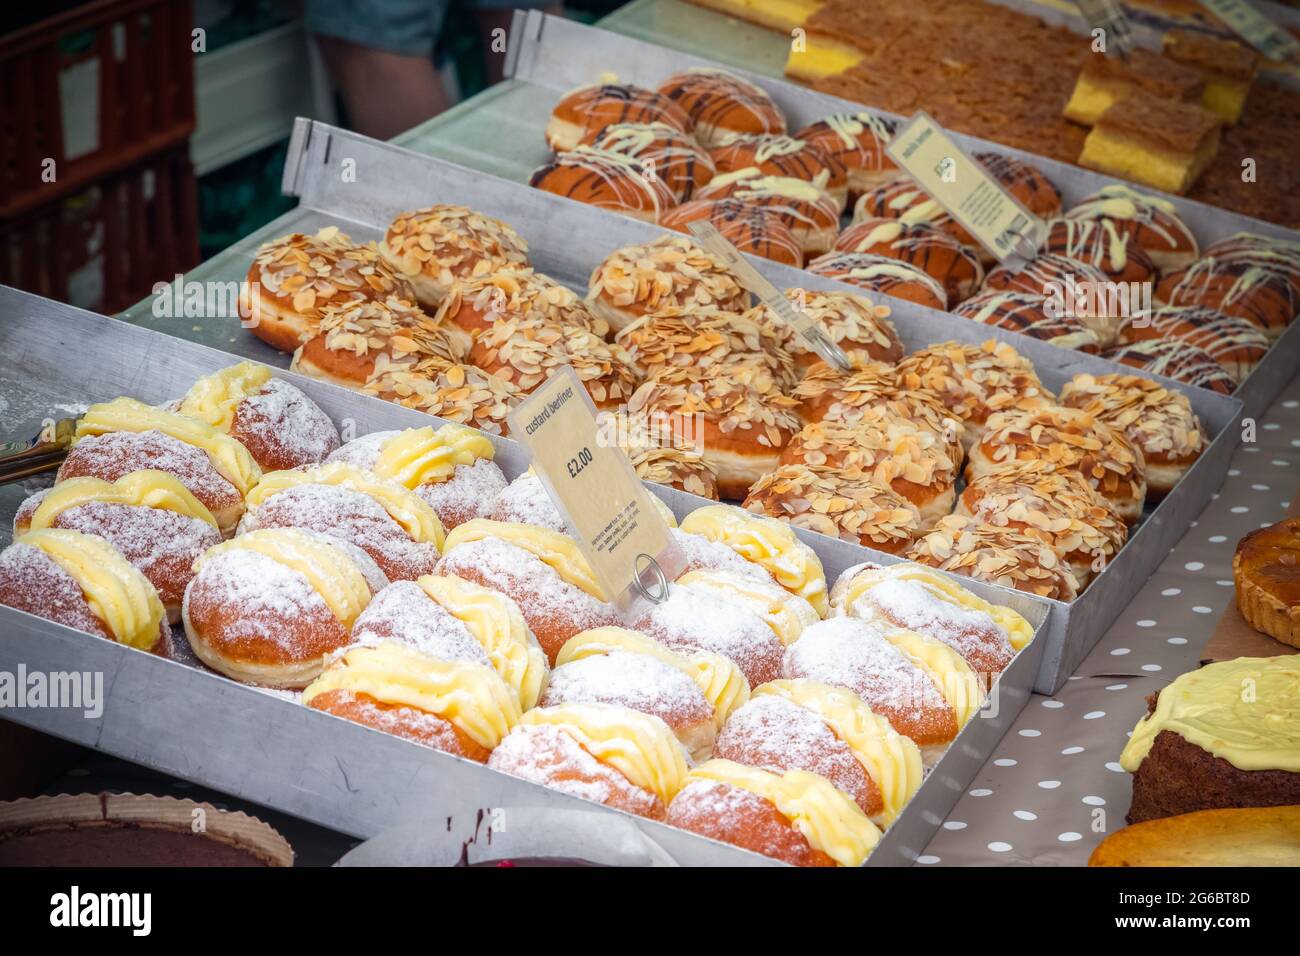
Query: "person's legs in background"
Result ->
[[306, 0, 452, 141]]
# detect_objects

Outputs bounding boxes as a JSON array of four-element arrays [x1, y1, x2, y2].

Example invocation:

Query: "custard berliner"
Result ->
[[631, 582, 787, 687], [744, 464, 926, 555], [1117, 305, 1268, 384], [829, 562, 1032, 676], [659, 198, 804, 266], [303, 641, 520, 760], [14, 471, 221, 624], [549, 627, 751, 761], [834, 219, 984, 303], [745, 288, 904, 371], [545, 83, 692, 152], [656, 69, 786, 147], [715, 678, 923, 825], [469, 313, 639, 411], [1063, 184, 1198, 271], [793, 113, 897, 199], [435, 519, 620, 663], [895, 339, 1053, 450], [433, 268, 607, 338], [675, 567, 820, 647], [182, 528, 389, 687], [1155, 254, 1298, 340], [1101, 340, 1237, 395], [487, 702, 691, 820], [906, 514, 1082, 602], [69, 397, 262, 535], [694, 169, 841, 256], [966, 405, 1147, 525], [679, 504, 829, 616], [175, 363, 340, 471], [1044, 218, 1158, 285], [379, 205, 530, 309], [782, 617, 983, 764], [952, 290, 1103, 353], [670, 527, 789, 586], [290, 296, 469, 391], [362, 359, 522, 438], [580, 121, 716, 202], [709, 135, 848, 210], [958, 460, 1128, 588], [244, 227, 415, 353], [488, 471, 569, 533], [806, 251, 949, 311], [614, 305, 796, 388], [530, 147, 678, 223], [779, 414, 958, 523], [586, 235, 750, 334], [0, 529, 170, 655], [980, 253, 1121, 348], [626, 364, 801, 500], [350, 573, 548, 710], [240, 463, 445, 581], [666, 759, 882, 866], [1058, 373, 1206, 500], [325, 425, 505, 530]]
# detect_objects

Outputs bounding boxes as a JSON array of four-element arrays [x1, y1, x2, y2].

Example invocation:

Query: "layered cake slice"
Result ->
[[1162, 29, 1259, 125], [1078, 92, 1222, 194], [1064, 49, 1205, 126]]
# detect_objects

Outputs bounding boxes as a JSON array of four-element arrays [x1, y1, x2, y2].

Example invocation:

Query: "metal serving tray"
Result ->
[[394, 9, 1300, 421], [0, 285, 1048, 866], [112, 118, 1242, 693]]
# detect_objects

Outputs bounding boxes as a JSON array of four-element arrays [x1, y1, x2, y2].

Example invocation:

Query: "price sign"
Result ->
[[1072, 0, 1136, 57], [885, 111, 1046, 267], [686, 220, 852, 372], [507, 365, 683, 614], [1199, 0, 1300, 61]]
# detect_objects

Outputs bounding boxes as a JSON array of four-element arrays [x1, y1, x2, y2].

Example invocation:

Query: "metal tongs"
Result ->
[[0, 418, 78, 484]]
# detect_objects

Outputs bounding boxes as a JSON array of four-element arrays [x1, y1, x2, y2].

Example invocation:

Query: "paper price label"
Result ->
[[1072, 0, 1136, 55], [1199, 0, 1300, 61], [507, 366, 682, 613], [885, 111, 1046, 266], [686, 220, 852, 371]]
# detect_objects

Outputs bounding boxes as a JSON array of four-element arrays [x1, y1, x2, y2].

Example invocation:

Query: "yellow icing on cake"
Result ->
[[1119, 656, 1300, 773], [688, 759, 881, 866], [679, 505, 828, 615], [834, 563, 1033, 650], [755, 679, 923, 827], [28, 471, 218, 531], [372, 424, 495, 487], [247, 462, 446, 550], [176, 362, 271, 432], [76, 397, 262, 495], [19, 528, 164, 650], [195, 528, 372, 627], [677, 568, 818, 645], [882, 627, 983, 727], [556, 627, 750, 728], [518, 703, 689, 804], [417, 574, 548, 710], [443, 519, 606, 600], [302, 641, 519, 749]]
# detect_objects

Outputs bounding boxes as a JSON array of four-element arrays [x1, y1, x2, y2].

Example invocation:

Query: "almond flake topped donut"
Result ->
[[380, 205, 530, 308], [626, 445, 720, 501], [1057, 373, 1205, 500], [363, 359, 521, 438], [906, 514, 1081, 602], [966, 405, 1148, 524], [246, 227, 415, 352], [469, 313, 639, 410], [792, 361, 964, 449], [957, 460, 1127, 589], [614, 305, 796, 387], [895, 339, 1053, 446], [744, 288, 903, 371], [744, 463, 925, 554], [657, 68, 787, 147], [586, 235, 750, 333], [434, 268, 607, 338]]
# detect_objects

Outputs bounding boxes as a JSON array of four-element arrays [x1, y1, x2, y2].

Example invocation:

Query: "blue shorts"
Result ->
[[306, 0, 551, 56]]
